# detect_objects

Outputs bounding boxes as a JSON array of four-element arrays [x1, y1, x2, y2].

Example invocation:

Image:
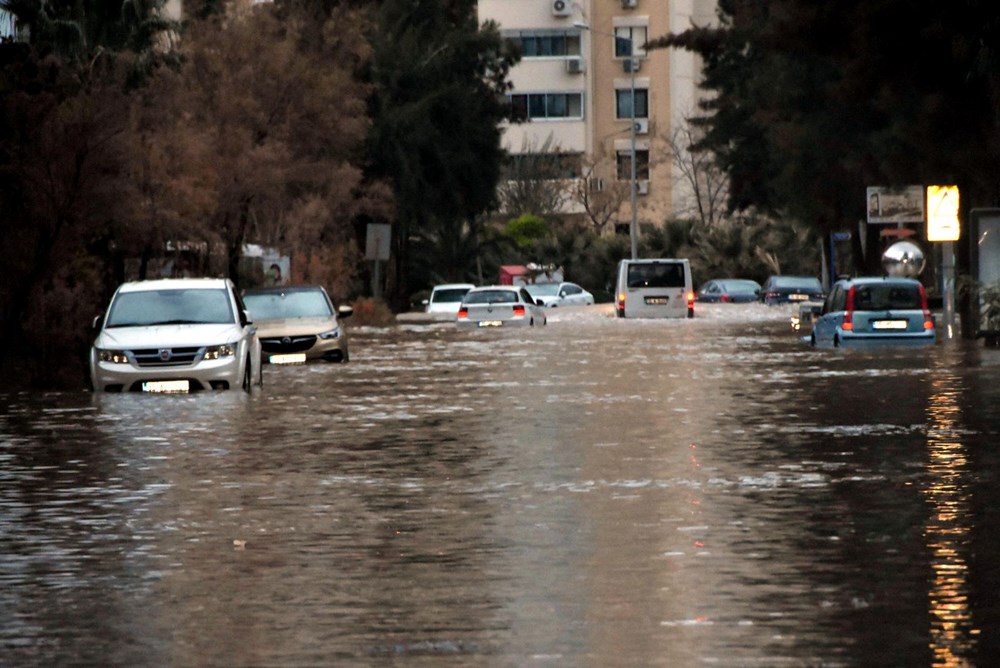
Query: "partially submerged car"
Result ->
[[696, 278, 762, 303], [809, 276, 935, 347], [242, 285, 352, 364], [524, 282, 595, 307], [456, 286, 547, 328], [424, 283, 475, 315], [90, 278, 262, 393], [760, 275, 825, 305]]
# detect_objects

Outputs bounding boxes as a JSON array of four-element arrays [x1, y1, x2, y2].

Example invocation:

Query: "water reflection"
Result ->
[[924, 358, 977, 666]]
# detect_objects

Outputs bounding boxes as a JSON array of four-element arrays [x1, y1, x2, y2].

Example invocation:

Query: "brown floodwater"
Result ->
[[3, 303, 1000, 666]]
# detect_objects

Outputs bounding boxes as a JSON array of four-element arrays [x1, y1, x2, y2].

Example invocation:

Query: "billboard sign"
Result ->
[[926, 185, 960, 242], [866, 185, 924, 224], [365, 223, 391, 261]]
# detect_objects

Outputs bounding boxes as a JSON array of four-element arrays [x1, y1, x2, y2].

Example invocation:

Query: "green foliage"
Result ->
[[365, 0, 519, 308], [504, 214, 550, 249], [651, 0, 1000, 272]]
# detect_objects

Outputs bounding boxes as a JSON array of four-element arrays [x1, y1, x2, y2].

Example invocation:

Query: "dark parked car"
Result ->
[[760, 276, 824, 305], [696, 279, 762, 303]]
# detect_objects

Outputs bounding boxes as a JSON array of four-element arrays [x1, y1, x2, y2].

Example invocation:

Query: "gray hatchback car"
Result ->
[[810, 276, 935, 347]]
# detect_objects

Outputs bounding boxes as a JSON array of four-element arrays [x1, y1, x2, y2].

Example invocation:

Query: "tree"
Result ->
[[649, 0, 1000, 277], [495, 135, 571, 219], [572, 156, 631, 234], [366, 0, 519, 310], [665, 119, 729, 228]]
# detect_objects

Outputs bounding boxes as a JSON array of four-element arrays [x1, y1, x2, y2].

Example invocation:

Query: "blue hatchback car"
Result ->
[[810, 276, 935, 347]]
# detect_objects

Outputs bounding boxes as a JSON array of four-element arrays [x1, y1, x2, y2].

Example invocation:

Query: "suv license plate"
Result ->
[[479, 320, 503, 327], [142, 380, 190, 393], [645, 297, 669, 305], [872, 320, 908, 330]]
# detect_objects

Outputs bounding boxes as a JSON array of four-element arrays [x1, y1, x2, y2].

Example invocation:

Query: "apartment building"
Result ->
[[478, 0, 716, 235]]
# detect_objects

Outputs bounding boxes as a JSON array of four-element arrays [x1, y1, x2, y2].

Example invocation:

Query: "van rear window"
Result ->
[[627, 263, 686, 288], [853, 284, 922, 311]]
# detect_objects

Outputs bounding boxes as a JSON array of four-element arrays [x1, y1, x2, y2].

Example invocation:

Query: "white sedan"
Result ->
[[456, 286, 547, 329], [524, 282, 595, 307]]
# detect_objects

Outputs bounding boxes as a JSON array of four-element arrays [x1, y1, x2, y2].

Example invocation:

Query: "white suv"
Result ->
[[90, 278, 262, 393]]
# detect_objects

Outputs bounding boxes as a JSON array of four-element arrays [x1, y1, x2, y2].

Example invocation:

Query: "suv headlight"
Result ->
[[318, 327, 341, 340], [203, 343, 237, 360], [96, 349, 129, 364]]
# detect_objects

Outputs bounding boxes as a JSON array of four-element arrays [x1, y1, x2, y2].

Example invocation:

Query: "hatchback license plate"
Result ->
[[645, 297, 669, 305], [479, 320, 503, 327], [789, 293, 808, 301], [271, 353, 307, 365], [872, 319, 908, 330], [142, 380, 189, 393]]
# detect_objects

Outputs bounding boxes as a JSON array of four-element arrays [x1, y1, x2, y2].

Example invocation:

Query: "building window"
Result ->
[[614, 26, 648, 58], [507, 31, 582, 57], [509, 93, 584, 120], [616, 88, 648, 119], [616, 150, 649, 180]]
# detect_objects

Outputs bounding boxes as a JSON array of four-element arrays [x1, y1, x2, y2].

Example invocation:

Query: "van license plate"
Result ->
[[645, 297, 669, 305], [479, 320, 503, 327], [872, 320, 908, 330], [142, 380, 189, 393]]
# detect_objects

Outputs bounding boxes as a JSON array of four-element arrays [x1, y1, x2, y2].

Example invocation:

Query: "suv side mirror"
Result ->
[[92, 314, 103, 330], [338, 305, 354, 319]]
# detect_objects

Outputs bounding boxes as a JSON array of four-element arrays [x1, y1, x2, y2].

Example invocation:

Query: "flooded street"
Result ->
[[4, 303, 1000, 666]]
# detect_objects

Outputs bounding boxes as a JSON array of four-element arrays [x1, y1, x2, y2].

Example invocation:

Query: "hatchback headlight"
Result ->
[[97, 349, 129, 364], [203, 343, 237, 360], [318, 327, 341, 340]]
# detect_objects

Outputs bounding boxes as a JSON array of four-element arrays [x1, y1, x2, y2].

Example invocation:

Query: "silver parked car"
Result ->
[[524, 282, 595, 307], [424, 283, 475, 314], [456, 285, 547, 329], [90, 278, 262, 393]]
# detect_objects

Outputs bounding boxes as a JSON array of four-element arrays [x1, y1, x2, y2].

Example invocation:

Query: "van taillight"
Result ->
[[842, 285, 855, 331], [687, 291, 696, 307], [617, 292, 626, 310], [513, 304, 525, 316], [919, 285, 934, 330], [458, 307, 468, 318]]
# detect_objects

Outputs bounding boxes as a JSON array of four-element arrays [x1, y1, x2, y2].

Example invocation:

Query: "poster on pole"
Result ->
[[926, 185, 960, 242], [866, 185, 924, 224], [365, 223, 391, 261]]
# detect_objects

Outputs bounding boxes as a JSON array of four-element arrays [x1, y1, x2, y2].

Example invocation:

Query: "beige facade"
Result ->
[[478, 0, 716, 233]]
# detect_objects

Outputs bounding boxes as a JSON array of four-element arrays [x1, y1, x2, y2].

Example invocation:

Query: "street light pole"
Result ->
[[628, 55, 638, 260]]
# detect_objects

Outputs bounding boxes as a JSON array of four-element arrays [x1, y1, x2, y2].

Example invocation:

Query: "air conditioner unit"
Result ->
[[565, 57, 583, 74], [637, 179, 650, 195], [622, 57, 641, 73], [633, 118, 649, 135], [622, 0, 638, 8], [551, 0, 571, 17], [588, 177, 605, 193]]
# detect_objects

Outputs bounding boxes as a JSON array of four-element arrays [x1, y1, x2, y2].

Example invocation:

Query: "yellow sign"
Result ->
[[927, 185, 960, 241]]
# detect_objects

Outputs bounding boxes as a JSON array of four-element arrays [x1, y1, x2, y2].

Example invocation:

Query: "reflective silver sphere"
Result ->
[[882, 240, 926, 277]]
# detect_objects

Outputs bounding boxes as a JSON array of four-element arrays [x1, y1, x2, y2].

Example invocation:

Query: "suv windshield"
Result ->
[[627, 263, 686, 288], [853, 283, 922, 310], [107, 289, 234, 327]]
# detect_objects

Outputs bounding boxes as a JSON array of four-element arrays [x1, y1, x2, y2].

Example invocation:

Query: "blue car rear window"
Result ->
[[853, 284, 921, 310]]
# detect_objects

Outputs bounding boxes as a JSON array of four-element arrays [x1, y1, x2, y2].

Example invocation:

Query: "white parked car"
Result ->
[[524, 282, 595, 307], [456, 285, 547, 329], [424, 283, 475, 314], [90, 278, 262, 393]]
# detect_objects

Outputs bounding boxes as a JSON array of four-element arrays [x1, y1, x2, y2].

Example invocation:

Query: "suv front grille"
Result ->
[[261, 336, 317, 353], [131, 347, 202, 367]]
